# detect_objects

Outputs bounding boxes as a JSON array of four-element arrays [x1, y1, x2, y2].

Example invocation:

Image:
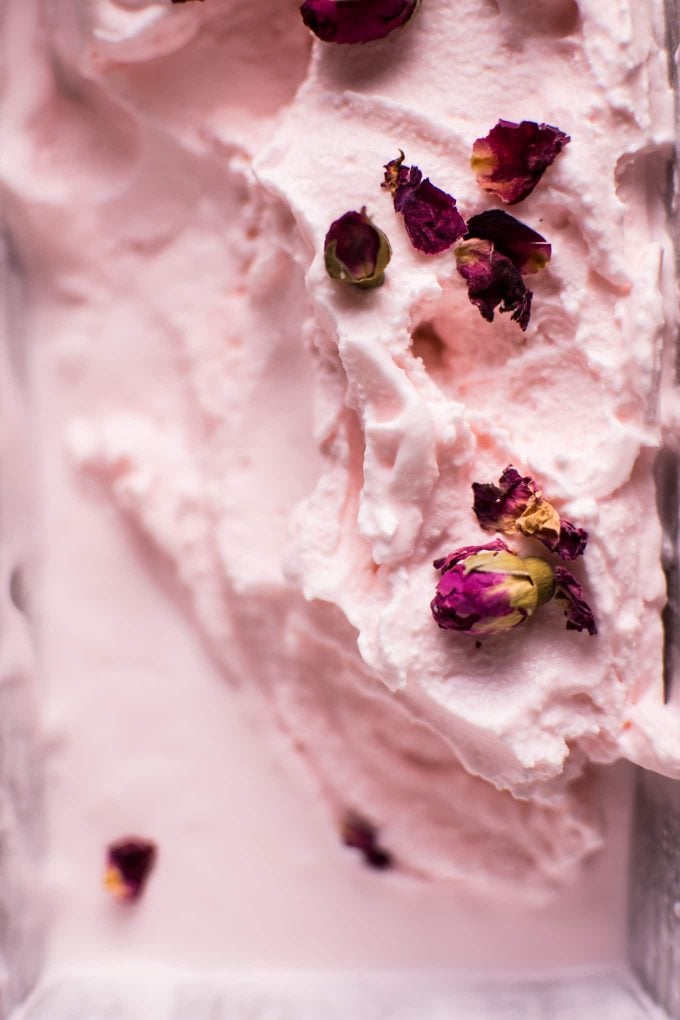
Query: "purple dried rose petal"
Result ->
[[455, 239, 532, 331], [471, 119, 570, 205], [465, 210, 551, 276], [300, 0, 420, 44], [431, 543, 554, 637], [554, 520, 588, 561], [105, 837, 157, 902], [433, 537, 510, 573], [342, 813, 393, 870], [324, 208, 391, 288], [382, 152, 467, 255], [472, 466, 537, 533], [553, 566, 597, 635], [472, 465, 588, 560]]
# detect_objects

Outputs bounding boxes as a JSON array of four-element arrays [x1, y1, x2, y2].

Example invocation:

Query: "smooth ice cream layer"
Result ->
[[0, 0, 678, 985]]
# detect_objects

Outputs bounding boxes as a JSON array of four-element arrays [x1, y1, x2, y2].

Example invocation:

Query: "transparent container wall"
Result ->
[[1, 233, 43, 1010]]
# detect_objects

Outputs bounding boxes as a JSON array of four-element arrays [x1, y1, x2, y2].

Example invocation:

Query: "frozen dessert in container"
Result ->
[[1, 0, 680, 1016]]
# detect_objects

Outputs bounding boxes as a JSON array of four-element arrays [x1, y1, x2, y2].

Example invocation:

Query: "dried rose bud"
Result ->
[[104, 837, 157, 902], [341, 812, 393, 870], [382, 152, 467, 255], [554, 566, 598, 635], [324, 208, 391, 289], [465, 210, 551, 275], [472, 465, 588, 560], [471, 119, 570, 205], [300, 0, 420, 44], [431, 539, 555, 636], [455, 238, 532, 331]]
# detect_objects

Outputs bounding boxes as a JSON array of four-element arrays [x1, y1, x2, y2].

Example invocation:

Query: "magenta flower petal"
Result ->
[[382, 153, 467, 254], [431, 542, 555, 637], [472, 465, 588, 560], [105, 837, 157, 902], [553, 567, 597, 635], [554, 521, 588, 561], [465, 210, 551, 276], [472, 466, 538, 532], [300, 0, 420, 44], [471, 119, 570, 205], [324, 208, 391, 288], [433, 537, 510, 573], [455, 239, 532, 331]]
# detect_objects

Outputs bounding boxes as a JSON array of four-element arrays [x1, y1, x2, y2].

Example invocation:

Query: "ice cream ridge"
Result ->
[[3, 1, 680, 997]]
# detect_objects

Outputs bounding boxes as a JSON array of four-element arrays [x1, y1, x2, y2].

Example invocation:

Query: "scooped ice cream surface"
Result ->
[[2, 0, 679, 965]]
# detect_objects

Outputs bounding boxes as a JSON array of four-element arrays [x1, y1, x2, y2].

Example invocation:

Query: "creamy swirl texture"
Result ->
[[2, 0, 678, 914]]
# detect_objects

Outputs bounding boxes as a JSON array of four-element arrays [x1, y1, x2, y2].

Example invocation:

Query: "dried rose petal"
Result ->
[[104, 837, 157, 902], [553, 566, 597, 635], [431, 541, 555, 637], [300, 0, 420, 44], [455, 238, 532, 331], [171, 0, 204, 4], [382, 152, 467, 255], [433, 537, 510, 573], [555, 521, 589, 561], [472, 466, 588, 560], [342, 813, 393, 870], [465, 210, 551, 276], [324, 208, 391, 289], [471, 119, 570, 205]]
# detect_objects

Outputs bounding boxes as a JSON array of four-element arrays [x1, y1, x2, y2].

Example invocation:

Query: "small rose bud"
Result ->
[[471, 119, 570, 205], [382, 152, 467, 255], [472, 465, 588, 560], [324, 208, 391, 289], [300, 0, 420, 44], [431, 539, 555, 636], [104, 837, 157, 902]]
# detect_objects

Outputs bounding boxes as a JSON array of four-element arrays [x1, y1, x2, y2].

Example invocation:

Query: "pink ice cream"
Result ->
[[0, 0, 678, 1003]]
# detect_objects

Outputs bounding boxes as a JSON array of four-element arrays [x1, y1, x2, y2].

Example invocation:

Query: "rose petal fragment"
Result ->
[[324, 208, 391, 288], [382, 152, 467, 254], [555, 520, 588, 561], [105, 837, 157, 902], [473, 466, 539, 533], [342, 812, 393, 869], [455, 239, 532, 331], [472, 465, 588, 560], [433, 537, 510, 573], [553, 566, 597, 635], [300, 0, 420, 44], [471, 119, 570, 205], [465, 210, 551, 275]]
